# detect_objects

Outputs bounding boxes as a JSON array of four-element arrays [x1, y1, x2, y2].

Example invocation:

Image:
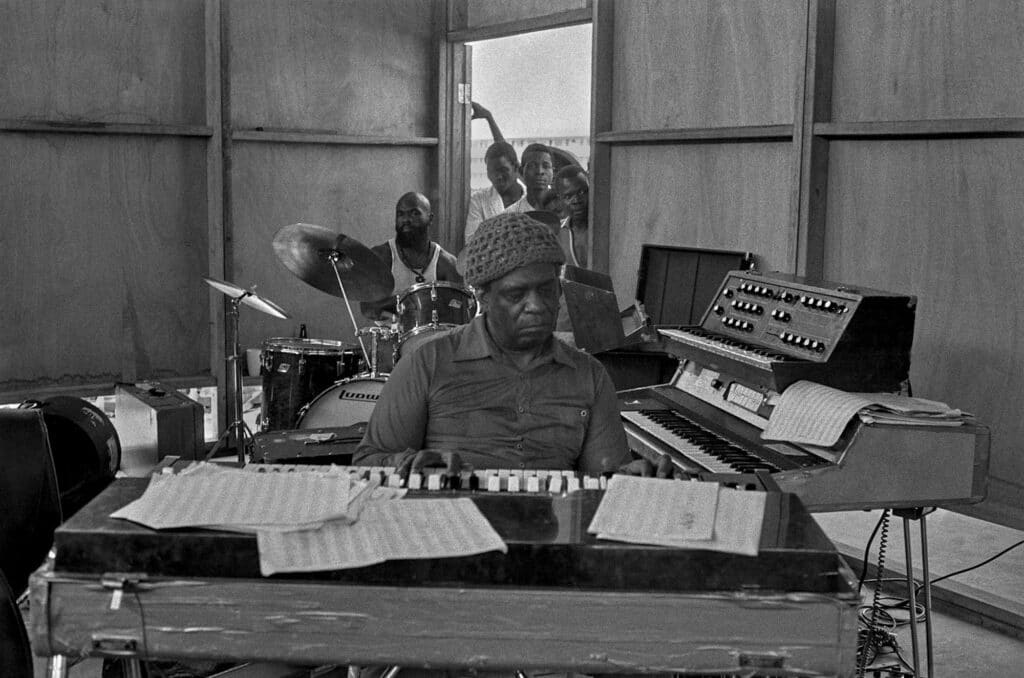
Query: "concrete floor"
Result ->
[[28, 508, 1024, 678]]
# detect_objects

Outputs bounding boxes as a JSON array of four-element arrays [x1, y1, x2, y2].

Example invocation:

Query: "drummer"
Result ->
[[359, 192, 463, 322]]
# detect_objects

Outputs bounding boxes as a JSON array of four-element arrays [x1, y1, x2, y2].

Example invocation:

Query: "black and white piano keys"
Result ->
[[242, 462, 611, 493]]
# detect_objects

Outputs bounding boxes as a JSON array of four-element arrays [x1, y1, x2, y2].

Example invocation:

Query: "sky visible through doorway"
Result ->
[[469, 23, 592, 140]]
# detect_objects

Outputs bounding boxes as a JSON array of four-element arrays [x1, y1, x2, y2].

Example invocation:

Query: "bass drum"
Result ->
[[296, 376, 388, 429]]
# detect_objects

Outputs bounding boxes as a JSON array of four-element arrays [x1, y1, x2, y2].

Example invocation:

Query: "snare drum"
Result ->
[[395, 282, 475, 361], [296, 376, 388, 429], [260, 338, 364, 431]]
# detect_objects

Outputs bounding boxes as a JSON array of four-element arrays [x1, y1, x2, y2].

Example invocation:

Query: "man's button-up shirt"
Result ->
[[353, 315, 629, 474]]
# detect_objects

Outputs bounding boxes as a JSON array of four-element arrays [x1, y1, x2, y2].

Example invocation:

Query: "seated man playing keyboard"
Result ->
[[353, 212, 634, 481]]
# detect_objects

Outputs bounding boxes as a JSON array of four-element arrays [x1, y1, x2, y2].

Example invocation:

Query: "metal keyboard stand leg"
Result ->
[[895, 507, 934, 678]]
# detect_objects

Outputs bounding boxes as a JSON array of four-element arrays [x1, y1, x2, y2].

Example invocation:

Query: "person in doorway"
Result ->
[[503, 143, 555, 216], [553, 164, 590, 268], [360, 192, 462, 322], [463, 103, 525, 243]]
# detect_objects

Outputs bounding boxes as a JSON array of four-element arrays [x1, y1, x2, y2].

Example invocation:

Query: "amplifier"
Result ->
[[115, 382, 204, 475]]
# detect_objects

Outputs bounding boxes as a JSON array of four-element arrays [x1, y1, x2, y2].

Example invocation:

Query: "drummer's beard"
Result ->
[[395, 226, 426, 249]]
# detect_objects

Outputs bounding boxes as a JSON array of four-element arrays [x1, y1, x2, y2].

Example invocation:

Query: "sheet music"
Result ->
[[588, 475, 719, 542], [257, 498, 507, 575], [762, 380, 963, 447], [588, 477, 764, 556], [111, 466, 366, 530]]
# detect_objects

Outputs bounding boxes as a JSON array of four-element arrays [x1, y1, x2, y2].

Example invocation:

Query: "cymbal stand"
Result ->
[[206, 291, 254, 466], [324, 249, 372, 369]]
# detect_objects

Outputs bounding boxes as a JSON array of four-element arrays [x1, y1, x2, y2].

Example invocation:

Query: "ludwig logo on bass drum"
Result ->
[[337, 389, 381, 401]]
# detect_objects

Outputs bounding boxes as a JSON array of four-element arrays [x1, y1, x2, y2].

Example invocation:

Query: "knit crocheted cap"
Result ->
[[462, 212, 565, 288]]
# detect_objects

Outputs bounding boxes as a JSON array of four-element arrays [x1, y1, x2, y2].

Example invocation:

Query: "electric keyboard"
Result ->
[[31, 476, 858, 675], [238, 461, 610, 493], [620, 353, 990, 512], [657, 270, 917, 393]]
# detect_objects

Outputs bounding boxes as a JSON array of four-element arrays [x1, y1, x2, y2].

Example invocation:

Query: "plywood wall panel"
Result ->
[[0, 0, 206, 124], [230, 142, 434, 351], [465, 0, 588, 29], [607, 143, 793, 309], [611, 0, 804, 130], [229, 0, 436, 135], [0, 134, 209, 392], [832, 1, 1024, 121], [824, 139, 1024, 520]]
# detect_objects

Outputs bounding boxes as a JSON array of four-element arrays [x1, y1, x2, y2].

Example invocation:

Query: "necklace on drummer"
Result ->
[[399, 244, 431, 283]]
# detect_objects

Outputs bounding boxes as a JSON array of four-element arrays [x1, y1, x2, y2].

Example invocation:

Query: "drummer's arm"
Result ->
[[359, 243, 397, 320], [435, 249, 464, 284], [352, 349, 430, 466], [359, 296, 397, 322]]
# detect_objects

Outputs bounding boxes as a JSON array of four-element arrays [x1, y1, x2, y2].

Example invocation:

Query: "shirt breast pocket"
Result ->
[[545, 403, 590, 455]]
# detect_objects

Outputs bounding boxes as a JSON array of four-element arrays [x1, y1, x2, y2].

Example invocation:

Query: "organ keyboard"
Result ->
[[619, 270, 990, 512], [31, 476, 858, 676], [234, 461, 774, 493], [238, 461, 612, 493]]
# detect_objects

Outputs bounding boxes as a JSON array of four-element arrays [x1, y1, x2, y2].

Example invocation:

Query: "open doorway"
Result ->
[[467, 24, 593, 191]]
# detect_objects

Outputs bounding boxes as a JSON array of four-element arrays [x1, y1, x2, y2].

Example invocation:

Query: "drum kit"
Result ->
[[204, 223, 477, 463]]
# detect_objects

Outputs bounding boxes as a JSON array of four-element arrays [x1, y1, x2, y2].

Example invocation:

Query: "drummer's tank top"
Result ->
[[388, 238, 440, 294]]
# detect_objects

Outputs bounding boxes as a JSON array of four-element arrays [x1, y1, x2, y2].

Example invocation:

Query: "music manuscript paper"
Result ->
[[588, 475, 765, 556]]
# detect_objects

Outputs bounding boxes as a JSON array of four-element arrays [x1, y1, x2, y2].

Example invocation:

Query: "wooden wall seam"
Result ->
[[596, 126, 793, 145], [816, 118, 1024, 139], [588, 0, 614, 276], [231, 131, 438, 146], [447, 7, 590, 43], [0, 121, 212, 137], [793, 0, 835, 278]]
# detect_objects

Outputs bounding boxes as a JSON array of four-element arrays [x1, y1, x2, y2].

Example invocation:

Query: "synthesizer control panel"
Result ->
[[701, 270, 917, 363]]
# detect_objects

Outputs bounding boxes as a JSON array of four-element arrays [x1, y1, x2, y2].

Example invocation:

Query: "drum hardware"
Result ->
[[273, 223, 396, 371], [204, 277, 291, 465], [356, 324, 397, 378]]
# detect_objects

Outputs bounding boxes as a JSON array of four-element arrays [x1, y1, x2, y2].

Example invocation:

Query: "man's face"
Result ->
[[557, 175, 588, 224], [520, 151, 554, 194], [481, 262, 561, 352], [486, 156, 518, 194], [394, 195, 431, 247]]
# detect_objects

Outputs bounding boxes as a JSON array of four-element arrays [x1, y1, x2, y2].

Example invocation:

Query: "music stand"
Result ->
[[204, 277, 290, 465]]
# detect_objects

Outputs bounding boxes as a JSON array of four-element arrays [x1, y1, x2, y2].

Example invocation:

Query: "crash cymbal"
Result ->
[[203, 277, 290, 320], [273, 223, 394, 301]]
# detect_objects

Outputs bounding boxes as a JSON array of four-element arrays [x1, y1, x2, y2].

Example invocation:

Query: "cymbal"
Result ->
[[273, 223, 394, 301], [203, 277, 290, 319]]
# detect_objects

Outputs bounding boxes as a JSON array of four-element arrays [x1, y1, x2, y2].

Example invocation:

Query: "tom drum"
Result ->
[[395, 281, 475, 361], [260, 337, 364, 431]]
